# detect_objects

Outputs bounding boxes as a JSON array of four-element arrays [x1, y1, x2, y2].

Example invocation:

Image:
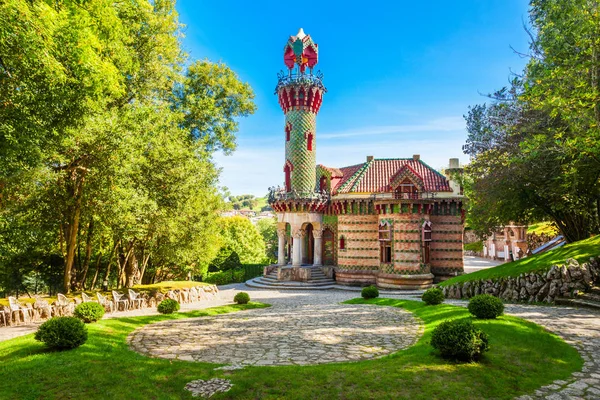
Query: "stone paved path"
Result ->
[[128, 302, 421, 366]]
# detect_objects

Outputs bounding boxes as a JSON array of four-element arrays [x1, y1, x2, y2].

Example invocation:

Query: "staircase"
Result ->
[[556, 286, 600, 311], [246, 266, 337, 290]]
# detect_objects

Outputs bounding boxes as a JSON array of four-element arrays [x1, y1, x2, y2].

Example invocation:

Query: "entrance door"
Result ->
[[323, 228, 335, 265], [304, 224, 314, 264]]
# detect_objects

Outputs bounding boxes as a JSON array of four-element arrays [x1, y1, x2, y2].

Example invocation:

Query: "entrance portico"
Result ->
[[276, 212, 323, 269]]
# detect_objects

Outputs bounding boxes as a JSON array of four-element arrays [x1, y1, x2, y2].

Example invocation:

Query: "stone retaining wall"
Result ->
[[442, 257, 600, 303]]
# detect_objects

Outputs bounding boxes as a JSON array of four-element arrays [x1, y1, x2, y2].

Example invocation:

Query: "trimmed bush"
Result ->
[[468, 294, 504, 319], [34, 317, 88, 350], [422, 287, 445, 305], [74, 302, 105, 323], [157, 299, 180, 314], [234, 292, 250, 304], [361, 285, 379, 299], [431, 319, 489, 362]]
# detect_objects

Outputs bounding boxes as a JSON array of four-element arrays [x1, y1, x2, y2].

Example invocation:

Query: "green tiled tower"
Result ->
[[276, 28, 326, 196]]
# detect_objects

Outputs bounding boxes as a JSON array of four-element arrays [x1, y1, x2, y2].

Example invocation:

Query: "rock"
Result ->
[[185, 378, 233, 398], [536, 282, 550, 301]]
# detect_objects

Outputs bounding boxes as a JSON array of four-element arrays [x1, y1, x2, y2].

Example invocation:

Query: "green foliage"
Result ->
[[208, 247, 241, 272], [464, 241, 483, 252], [203, 269, 245, 285], [431, 319, 489, 362], [442, 235, 600, 286], [73, 302, 105, 323], [34, 317, 88, 350], [157, 299, 180, 314], [209, 216, 266, 271], [234, 292, 250, 304], [256, 217, 278, 263], [361, 285, 379, 299], [0, 0, 256, 294], [468, 294, 504, 319], [422, 288, 445, 305], [463, 1, 600, 243], [527, 222, 559, 237]]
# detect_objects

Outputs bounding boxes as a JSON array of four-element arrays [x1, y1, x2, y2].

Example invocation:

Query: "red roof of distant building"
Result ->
[[331, 158, 451, 194]]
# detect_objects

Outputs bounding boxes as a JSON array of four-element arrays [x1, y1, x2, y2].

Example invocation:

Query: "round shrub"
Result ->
[[234, 292, 250, 304], [468, 294, 504, 319], [34, 317, 88, 350], [422, 287, 445, 305], [74, 301, 105, 323], [361, 285, 379, 299], [431, 319, 489, 362], [157, 299, 180, 314]]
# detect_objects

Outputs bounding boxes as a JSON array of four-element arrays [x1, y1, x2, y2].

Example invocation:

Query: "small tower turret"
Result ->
[[276, 28, 326, 196]]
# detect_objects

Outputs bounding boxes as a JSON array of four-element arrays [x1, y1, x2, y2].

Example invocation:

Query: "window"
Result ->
[[379, 222, 392, 263], [285, 122, 292, 141], [284, 163, 292, 192], [394, 178, 419, 200], [339, 235, 345, 250], [319, 176, 327, 192], [307, 132, 313, 151], [422, 221, 432, 264]]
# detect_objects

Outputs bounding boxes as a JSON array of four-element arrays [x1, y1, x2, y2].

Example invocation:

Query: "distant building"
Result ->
[[266, 29, 465, 289], [483, 224, 528, 261]]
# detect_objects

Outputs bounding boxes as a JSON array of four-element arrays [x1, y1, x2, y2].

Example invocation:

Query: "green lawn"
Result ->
[[0, 299, 581, 399], [442, 235, 600, 286]]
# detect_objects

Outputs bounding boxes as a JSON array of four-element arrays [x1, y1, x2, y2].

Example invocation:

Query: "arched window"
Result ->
[[422, 221, 432, 264], [307, 132, 313, 151], [319, 176, 327, 192], [339, 235, 346, 250], [284, 162, 292, 192], [285, 122, 292, 141], [379, 221, 392, 263]]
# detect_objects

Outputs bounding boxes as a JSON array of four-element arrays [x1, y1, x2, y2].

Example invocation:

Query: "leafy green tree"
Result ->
[[464, 0, 600, 242], [256, 217, 278, 263], [210, 216, 266, 268]]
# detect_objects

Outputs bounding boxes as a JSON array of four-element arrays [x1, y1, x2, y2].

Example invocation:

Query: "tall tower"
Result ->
[[276, 28, 326, 196]]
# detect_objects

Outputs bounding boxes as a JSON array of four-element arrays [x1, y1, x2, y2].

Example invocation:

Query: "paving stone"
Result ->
[[129, 301, 422, 366]]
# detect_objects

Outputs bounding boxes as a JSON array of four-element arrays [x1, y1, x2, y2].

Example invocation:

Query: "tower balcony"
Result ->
[[275, 71, 326, 114], [268, 186, 330, 213]]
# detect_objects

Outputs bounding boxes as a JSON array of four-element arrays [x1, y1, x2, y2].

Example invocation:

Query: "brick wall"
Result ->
[[430, 215, 464, 277], [336, 214, 379, 271]]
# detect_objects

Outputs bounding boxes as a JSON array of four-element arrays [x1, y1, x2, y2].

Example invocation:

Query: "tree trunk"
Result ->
[[63, 168, 86, 294], [90, 252, 102, 290], [125, 249, 139, 288], [103, 239, 120, 285], [80, 218, 94, 289]]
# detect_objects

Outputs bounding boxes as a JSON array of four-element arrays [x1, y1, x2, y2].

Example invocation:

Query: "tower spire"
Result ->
[[276, 29, 326, 196]]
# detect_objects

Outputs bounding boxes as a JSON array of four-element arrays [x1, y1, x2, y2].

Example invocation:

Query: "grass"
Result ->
[[464, 240, 483, 252], [0, 299, 581, 399], [441, 235, 600, 286], [527, 221, 559, 236]]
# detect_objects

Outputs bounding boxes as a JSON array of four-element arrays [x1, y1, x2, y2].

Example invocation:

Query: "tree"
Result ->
[[210, 216, 266, 269], [0, 0, 256, 293], [256, 217, 278, 263], [463, 0, 600, 242]]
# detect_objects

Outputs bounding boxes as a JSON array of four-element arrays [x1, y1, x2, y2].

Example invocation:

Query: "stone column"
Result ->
[[292, 228, 305, 267], [277, 228, 287, 266], [313, 228, 323, 266]]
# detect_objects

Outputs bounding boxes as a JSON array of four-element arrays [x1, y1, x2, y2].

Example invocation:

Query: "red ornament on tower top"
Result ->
[[283, 28, 319, 73]]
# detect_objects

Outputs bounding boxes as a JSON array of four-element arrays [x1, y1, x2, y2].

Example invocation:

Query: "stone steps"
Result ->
[[251, 277, 336, 287], [245, 278, 337, 290]]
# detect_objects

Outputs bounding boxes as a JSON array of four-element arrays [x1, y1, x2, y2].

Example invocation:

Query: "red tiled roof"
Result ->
[[334, 159, 451, 194]]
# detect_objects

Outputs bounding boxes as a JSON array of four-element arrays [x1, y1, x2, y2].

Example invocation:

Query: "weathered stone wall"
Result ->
[[442, 257, 600, 303], [430, 215, 464, 278]]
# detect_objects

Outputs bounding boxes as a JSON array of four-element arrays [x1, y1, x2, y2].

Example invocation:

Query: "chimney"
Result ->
[[449, 158, 460, 169], [412, 154, 420, 161], [366, 155, 374, 162]]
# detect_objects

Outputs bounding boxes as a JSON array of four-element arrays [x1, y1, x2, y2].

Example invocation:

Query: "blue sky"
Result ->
[[176, 0, 531, 196]]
